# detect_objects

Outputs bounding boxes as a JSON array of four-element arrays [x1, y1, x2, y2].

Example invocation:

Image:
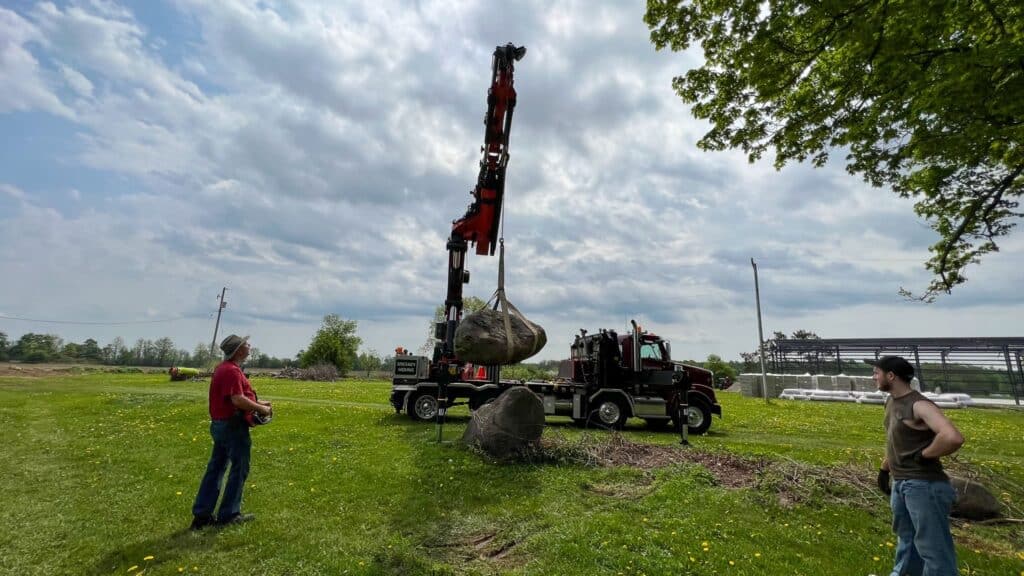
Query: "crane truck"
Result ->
[[389, 43, 722, 434]]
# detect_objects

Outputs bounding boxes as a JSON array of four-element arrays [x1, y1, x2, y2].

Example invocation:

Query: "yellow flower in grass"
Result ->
[[127, 566, 138, 572], [143, 556, 154, 561]]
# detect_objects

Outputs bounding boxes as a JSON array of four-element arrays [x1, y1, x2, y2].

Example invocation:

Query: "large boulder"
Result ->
[[950, 477, 1003, 520], [455, 307, 546, 365], [462, 386, 544, 459]]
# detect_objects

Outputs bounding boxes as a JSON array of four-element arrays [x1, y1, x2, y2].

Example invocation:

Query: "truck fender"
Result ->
[[687, 388, 722, 417], [588, 389, 635, 418], [401, 382, 438, 412]]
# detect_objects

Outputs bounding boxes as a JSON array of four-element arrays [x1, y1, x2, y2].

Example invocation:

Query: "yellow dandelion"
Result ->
[[128, 566, 138, 572], [689, 557, 695, 562], [701, 541, 709, 547], [642, 518, 648, 523], [178, 569, 184, 573], [873, 556, 880, 561], [176, 491, 182, 496], [143, 555, 154, 561], [755, 553, 761, 558]]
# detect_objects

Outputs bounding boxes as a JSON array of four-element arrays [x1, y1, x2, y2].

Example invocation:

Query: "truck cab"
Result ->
[[567, 321, 721, 432]]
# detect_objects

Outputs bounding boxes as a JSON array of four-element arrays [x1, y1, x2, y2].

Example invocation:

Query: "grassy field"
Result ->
[[1, 373, 1021, 576]]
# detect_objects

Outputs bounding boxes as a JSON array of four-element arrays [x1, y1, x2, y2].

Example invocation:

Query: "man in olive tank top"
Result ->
[[868, 356, 964, 576]]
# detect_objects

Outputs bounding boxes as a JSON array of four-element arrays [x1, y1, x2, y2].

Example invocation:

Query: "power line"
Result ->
[[0, 314, 188, 326]]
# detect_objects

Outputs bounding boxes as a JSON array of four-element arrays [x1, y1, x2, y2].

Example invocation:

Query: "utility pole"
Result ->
[[751, 259, 770, 404], [210, 287, 227, 356]]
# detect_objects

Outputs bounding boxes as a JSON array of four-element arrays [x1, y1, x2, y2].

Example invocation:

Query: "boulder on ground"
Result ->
[[455, 307, 546, 365], [462, 386, 544, 459], [950, 477, 1003, 520]]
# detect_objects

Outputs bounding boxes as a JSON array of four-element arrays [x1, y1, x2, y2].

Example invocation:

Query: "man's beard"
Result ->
[[878, 380, 892, 392]]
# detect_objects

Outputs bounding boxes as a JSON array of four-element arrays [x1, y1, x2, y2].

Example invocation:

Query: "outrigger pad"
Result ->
[[455, 307, 546, 365]]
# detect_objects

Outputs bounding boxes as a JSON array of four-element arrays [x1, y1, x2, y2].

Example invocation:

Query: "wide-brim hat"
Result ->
[[863, 355, 914, 382], [220, 334, 250, 359]]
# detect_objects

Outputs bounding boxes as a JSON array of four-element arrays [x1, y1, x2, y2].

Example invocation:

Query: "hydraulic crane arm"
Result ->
[[451, 43, 526, 257], [440, 44, 526, 363]]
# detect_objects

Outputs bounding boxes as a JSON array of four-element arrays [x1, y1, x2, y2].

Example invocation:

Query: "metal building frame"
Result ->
[[769, 337, 1024, 405]]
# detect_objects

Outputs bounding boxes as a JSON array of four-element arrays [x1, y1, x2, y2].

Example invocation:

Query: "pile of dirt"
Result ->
[[533, 434, 765, 489]]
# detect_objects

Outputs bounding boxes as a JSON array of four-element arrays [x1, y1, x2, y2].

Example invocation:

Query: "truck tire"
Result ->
[[681, 395, 713, 435], [407, 390, 439, 421], [589, 396, 629, 430]]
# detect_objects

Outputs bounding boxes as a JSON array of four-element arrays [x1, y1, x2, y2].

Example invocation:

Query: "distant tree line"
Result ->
[[0, 330, 294, 368]]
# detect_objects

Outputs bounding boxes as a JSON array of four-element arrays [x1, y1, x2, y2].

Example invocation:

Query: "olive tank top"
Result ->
[[884, 390, 947, 481]]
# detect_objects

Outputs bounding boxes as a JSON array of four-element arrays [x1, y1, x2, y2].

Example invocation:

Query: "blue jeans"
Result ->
[[890, 479, 958, 576], [192, 419, 251, 521]]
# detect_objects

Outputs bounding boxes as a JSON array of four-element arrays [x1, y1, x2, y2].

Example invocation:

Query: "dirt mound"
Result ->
[[532, 434, 765, 489]]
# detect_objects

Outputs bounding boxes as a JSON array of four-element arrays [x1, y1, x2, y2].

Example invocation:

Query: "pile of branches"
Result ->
[[274, 363, 338, 381]]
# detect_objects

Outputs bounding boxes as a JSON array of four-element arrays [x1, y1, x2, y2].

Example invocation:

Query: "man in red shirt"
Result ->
[[190, 334, 272, 530]]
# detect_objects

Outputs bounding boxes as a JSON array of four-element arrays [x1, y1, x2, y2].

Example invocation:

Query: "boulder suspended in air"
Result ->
[[455, 306, 546, 365], [461, 386, 544, 458]]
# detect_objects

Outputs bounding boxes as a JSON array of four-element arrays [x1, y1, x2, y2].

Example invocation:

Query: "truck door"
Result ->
[[638, 341, 674, 391]]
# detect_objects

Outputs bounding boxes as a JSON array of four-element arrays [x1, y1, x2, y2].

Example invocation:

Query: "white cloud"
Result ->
[[58, 63, 93, 97], [0, 8, 73, 116]]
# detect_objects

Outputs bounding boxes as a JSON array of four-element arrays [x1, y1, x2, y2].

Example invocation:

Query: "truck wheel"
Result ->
[[407, 390, 439, 421], [589, 397, 628, 430], [681, 396, 713, 435]]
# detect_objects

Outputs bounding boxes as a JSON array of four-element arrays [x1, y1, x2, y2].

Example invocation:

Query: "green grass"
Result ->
[[1, 374, 1021, 575]]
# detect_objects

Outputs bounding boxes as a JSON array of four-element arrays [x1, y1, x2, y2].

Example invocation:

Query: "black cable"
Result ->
[[0, 314, 187, 326]]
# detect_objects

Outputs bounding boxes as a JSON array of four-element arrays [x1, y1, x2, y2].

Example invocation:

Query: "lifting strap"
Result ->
[[487, 239, 541, 363]]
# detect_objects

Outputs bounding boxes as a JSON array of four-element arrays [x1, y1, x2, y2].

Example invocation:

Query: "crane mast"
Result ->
[[439, 43, 526, 365]]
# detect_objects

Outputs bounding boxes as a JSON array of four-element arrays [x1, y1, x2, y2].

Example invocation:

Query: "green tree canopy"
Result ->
[[703, 354, 738, 383], [0, 331, 8, 361], [10, 333, 62, 363], [646, 0, 1023, 299], [301, 314, 362, 375]]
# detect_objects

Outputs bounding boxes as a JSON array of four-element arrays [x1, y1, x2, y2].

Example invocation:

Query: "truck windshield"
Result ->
[[640, 342, 664, 361]]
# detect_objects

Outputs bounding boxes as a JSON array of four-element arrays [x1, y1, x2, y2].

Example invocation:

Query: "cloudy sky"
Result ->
[[1, 0, 1021, 363]]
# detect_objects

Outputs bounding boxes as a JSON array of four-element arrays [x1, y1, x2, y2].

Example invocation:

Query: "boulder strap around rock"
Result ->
[[486, 240, 542, 363]]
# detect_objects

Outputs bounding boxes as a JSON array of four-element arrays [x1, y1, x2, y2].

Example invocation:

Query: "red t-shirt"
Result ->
[[208, 361, 256, 420]]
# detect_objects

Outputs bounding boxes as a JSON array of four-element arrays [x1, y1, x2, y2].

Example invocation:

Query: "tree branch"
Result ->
[[934, 163, 1024, 284]]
